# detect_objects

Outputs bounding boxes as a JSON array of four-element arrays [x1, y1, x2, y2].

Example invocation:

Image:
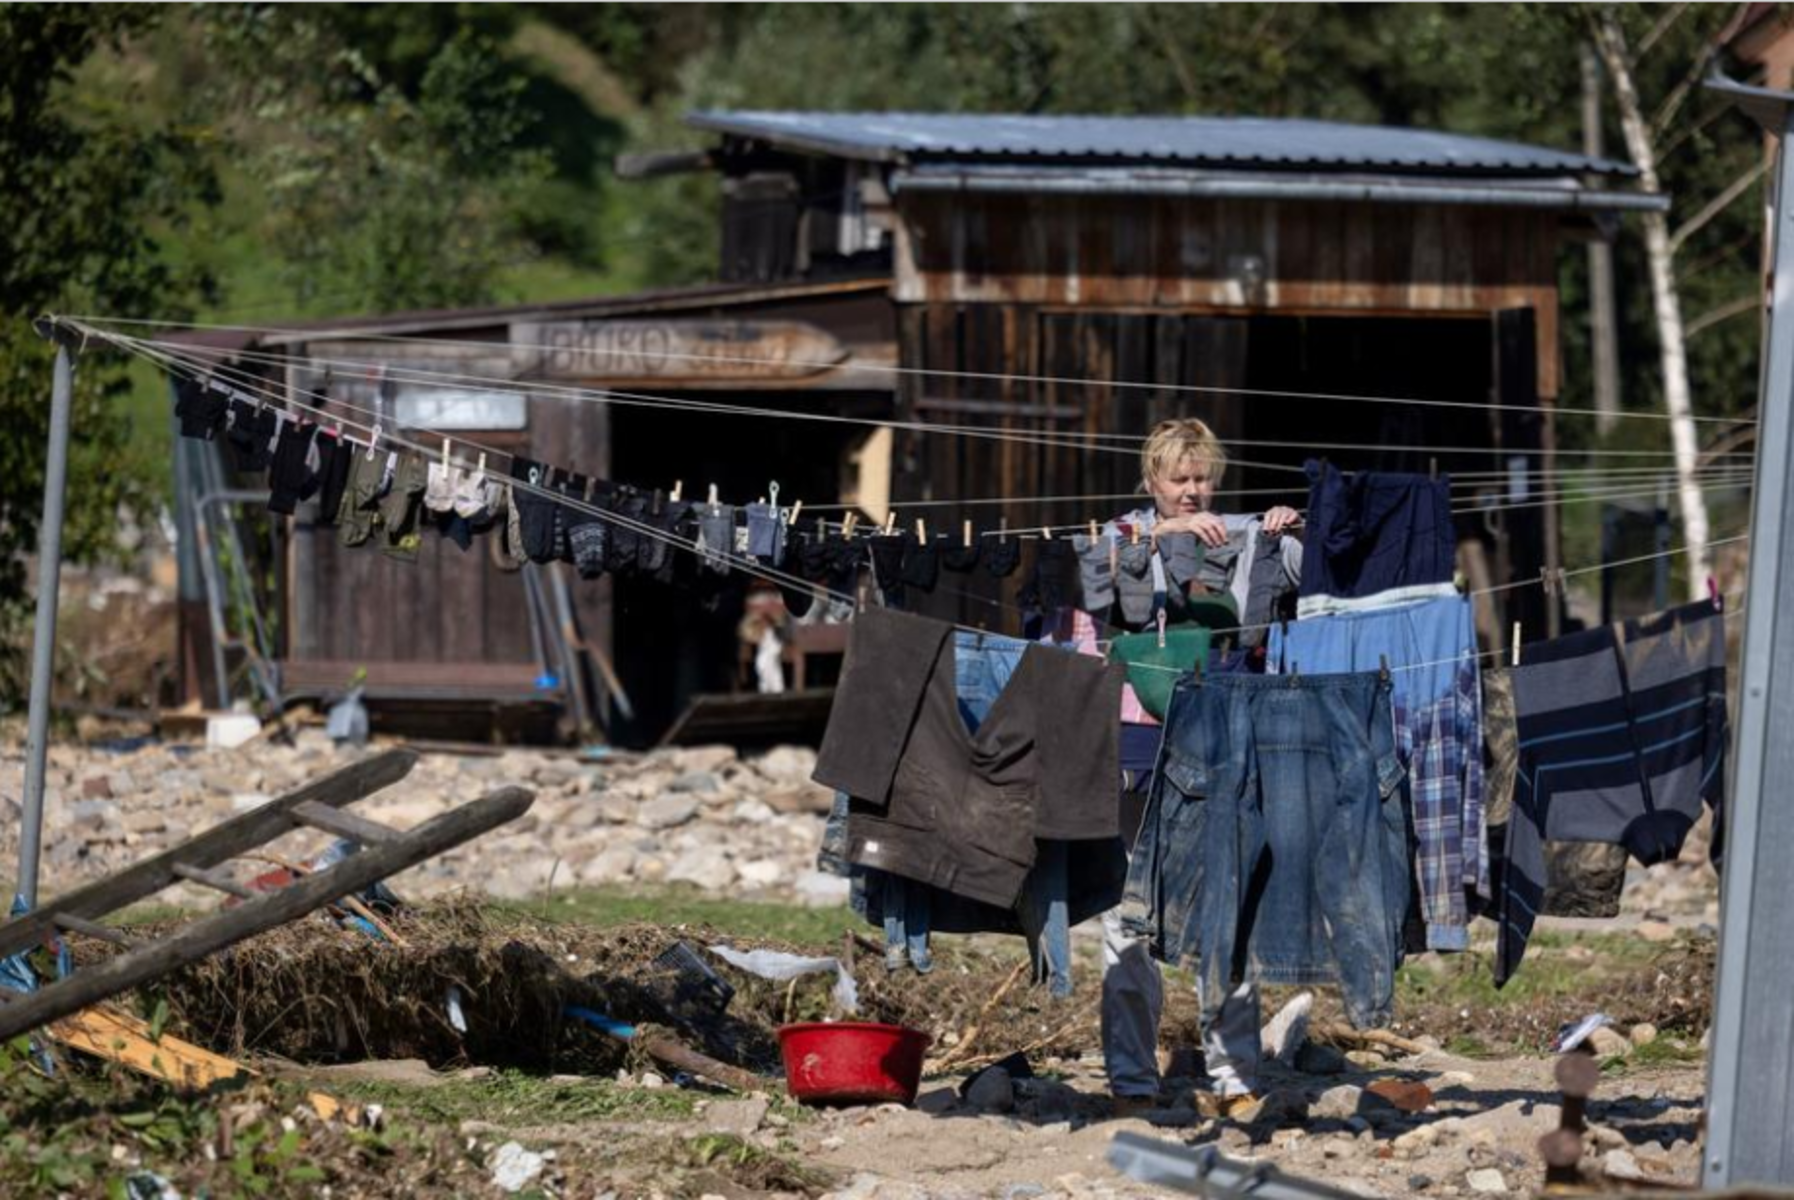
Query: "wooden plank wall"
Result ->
[[893, 192, 1562, 398]]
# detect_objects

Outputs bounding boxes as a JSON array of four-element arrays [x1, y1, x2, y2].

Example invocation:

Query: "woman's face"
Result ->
[[1148, 455, 1215, 519]]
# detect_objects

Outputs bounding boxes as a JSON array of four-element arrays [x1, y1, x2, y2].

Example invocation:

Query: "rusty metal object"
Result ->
[[1540, 1051, 1602, 1190]]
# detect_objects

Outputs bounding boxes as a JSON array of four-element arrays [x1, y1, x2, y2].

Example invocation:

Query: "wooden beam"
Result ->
[[171, 862, 256, 901], [290, 801, 399, 846]]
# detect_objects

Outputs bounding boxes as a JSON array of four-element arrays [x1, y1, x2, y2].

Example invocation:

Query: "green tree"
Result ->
[[0, 3, 215, 704]]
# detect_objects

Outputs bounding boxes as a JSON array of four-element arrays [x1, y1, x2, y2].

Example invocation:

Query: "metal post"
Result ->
[[18, 324, 79, 908], [1703, 75, 1794, 1187]]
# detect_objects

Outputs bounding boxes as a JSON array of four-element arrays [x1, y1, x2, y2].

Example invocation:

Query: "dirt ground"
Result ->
[[14, 897, 1711, 1199]]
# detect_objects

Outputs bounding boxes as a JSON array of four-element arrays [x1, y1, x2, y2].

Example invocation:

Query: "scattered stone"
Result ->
[[593, 794, 637, 824], [80, 775, 113, 800], [639, 796, 701, 831], [1464, 1168, 1507, 1194], [1408, 1176, 1436, 1192], [706, 1096, 770, 1137], [1636, 919, 1677, 943], [667, 771, 721, 795], [1392, 1125, 1441, 1155], [1346, 1050, 1386, 1069], [1629, 1022, 1659, 1047], [1587, 1026, 1632, 1057], [666, 846, 736, 889], [1311, 1085, 1364, 1121], [639, 1072, 665, 1090]]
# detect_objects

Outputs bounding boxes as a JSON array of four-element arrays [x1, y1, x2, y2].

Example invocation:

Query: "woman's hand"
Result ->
[[1152, 511, 1229, 547], [1262, 506, 1301, 536]]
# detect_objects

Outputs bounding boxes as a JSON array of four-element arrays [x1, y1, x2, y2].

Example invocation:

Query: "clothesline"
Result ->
[[98, 329, 1759, 470], [99, 322, 1754, 688], [123, 331, 1752, 546], [63, 312, 1758, 428]]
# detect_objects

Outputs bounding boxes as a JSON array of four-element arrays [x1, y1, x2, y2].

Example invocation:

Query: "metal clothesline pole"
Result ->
[[18, 321, 79, 908], [1703, 74, 1794, 1188]]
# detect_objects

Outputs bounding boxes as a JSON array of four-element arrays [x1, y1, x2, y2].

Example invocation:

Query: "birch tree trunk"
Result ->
[[1593, 10, 1712, 598]]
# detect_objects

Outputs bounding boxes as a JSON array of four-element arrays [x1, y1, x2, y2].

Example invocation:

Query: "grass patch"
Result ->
[[332, 1070, 697, 1129], [1443, 1034, 1500, 1060], [513, 886, 855, 948], [674, 1132, 834, 1194], [1397, 930, 1666, 1011]]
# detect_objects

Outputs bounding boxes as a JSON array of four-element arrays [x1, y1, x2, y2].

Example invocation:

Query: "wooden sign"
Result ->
[[516, 319, 851, 383]]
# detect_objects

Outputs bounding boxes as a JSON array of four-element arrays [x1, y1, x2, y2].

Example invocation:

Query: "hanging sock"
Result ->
[[266, 420, 317, 516], [1072, 533, 1117, 613], [174, 376, 227, 440], [380, 452, 429, 562], [312, 432, 351, 526], [867, 532, 912, 607], [983, 537, 1021, 579], [943, 537, 981, 574], [696, 504, 737, 575], [900, 534, 944, 594]]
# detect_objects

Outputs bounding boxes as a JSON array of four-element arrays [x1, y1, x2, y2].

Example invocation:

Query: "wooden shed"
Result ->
[[685, 111, 1667, 639], [176, 111, 1664, 745]]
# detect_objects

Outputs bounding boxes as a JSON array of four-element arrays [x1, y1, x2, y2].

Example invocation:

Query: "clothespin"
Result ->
[[1378, 654, 1391, 684], [1041, 524, 1053, 540], [707, 484, 719, 514], [366, 423, 382, 461], [1089, 519, 1100, 541], [843, 512, 857, 540], [476, 451, 487, 474], [883, 511, 897, 536], [671, 479, 684, 503], [787, 499, 802, 526], [962, 520, 973, 549], [999, 517, 1009, 544], [1130, 523, 1141, 546], [441, 438, 452, 468], [1540, 566, 1557, 598], [814, 514, 827, 540], [915, 517, 927, 542], [1156, 608, 1168, 651], [1707, 575, 1723, 612], [768, 480, 780, 512], [1511, 621, 1522, 667], [1429, 456, 1439, 481]]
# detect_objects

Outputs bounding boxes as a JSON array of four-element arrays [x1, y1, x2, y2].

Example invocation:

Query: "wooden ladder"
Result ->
[[0, 747, 533, 1043]]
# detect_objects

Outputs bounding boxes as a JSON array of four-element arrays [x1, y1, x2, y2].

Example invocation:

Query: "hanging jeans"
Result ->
[[1268, 594, 1484, 951], [1123, 671, 1408, 1031]]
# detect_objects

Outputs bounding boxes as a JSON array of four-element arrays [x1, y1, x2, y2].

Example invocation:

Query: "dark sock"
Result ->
[[266, 420, 317, 515], [983, 538, 1021, 578]]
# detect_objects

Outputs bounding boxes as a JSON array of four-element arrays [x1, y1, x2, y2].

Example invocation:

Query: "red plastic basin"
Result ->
[[777, 1021, 930, 1107]]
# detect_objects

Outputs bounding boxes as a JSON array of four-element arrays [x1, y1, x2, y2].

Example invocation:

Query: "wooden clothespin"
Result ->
[[1130, 523, 1141, 546], [915, 517, 927, 542], [962, 519, 973, 548], [1040, 525, 1052, 540], [843, 512, 857, 540], [671, 479, 684, 503], [999, 516, 1009, 544], [476, 451, 487, 474], [883, 511, 897, 536], [366, 423, 382, 461], [1089, 519, 1100, 541], [707, 484, 720, 514], [1511, 621, 1522, 667], [787, 499, 803, 526]]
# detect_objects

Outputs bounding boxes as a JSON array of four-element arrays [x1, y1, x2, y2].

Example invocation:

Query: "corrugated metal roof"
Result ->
[[686, 111, 1637, 178]]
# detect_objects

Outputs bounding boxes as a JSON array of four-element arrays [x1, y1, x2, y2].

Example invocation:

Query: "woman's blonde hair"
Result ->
[[1141, 418, 1227, 490]]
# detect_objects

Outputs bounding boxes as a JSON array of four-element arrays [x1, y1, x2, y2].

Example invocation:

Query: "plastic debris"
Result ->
[[709, 943, 858, 1014], [1552, 1012, 1614, 1054], [446, 985, 467, 1034], [488, 1141, 546, 1193]]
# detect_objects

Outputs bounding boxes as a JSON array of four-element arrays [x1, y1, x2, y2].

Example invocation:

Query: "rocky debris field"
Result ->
[[0, 727, 849, 908]]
